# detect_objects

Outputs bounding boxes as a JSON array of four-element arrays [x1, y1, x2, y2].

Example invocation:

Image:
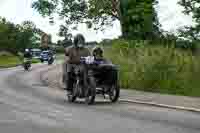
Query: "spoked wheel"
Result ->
[[67, 92, 76, 103], [48, 61, 52, 65], [85, 77, 96, 105], [48, 58, 54, 65], [109, 84, 120, 103], [24, 65, 28, 71], [24, 63, 30, 71], [67, 82, 77, 103]]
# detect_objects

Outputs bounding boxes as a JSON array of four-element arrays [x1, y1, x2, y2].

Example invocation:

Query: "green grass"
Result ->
[[31, 58, 40, 64], [104, 39, 200, 97], [0, 55, 40, 68], [0, 55, 21, 68], [56, 54, 65, 61]]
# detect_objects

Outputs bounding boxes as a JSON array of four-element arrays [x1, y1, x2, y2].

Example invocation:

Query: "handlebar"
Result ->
[[80, 57, 103, 65], [69, 57, 119, 70]]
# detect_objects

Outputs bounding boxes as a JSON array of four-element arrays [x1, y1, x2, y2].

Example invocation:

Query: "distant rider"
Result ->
[[23, 49, 32, 67], [24, 49, 32, 59]]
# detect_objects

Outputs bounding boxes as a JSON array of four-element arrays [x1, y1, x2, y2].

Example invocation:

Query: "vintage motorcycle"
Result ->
[[23, 58, 31, 71], [67, 57, 120, 105]]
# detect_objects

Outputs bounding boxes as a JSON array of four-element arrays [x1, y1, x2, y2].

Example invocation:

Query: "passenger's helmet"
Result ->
[[73, 34, 85, 47], [92, 46, 104, 59], [25, 49, 29, 52]]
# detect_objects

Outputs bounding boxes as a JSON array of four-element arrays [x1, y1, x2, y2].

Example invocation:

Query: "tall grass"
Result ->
[[104, 39, 200, 97], [0, 55, 21, 68]]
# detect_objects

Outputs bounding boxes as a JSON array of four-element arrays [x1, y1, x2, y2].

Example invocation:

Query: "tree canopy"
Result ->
[[0, 17, 44, 54], [32, 0, 161, 39], [178, 0, 200, 41]]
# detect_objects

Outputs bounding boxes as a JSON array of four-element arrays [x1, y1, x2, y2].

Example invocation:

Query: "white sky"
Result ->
[[0, 0, 195, 42]]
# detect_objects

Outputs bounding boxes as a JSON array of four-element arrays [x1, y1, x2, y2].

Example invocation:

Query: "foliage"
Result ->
[[55, 46, 65, 53], [178, 0, 200, 41], [120, 0, 161, 39], [32, 0, 120, 30], [32, 0, 161, 39], [0, 55, 21, 68], [104, 39, 200, 97], [0, 17, 44, 54]]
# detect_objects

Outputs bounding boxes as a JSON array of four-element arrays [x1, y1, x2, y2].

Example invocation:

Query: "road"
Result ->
[[0, 64, 200, 133]]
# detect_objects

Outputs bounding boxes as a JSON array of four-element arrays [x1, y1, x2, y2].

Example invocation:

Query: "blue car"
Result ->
[[40, 50, 55, 65], [40, 51, 49, 62]]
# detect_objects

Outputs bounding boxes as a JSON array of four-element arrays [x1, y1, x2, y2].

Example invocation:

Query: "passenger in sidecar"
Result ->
[[91, 46, 120, 102], [91, 47, 118, 85]]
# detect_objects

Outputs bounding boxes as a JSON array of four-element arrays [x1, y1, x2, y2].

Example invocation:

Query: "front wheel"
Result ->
[[67, 93, 76, 103], [109, 84, 120, 103], [67, 81, 77, 103], [24, 63, 30, 71], [48, 58, 54, 65], [85, 77, 96, 105]]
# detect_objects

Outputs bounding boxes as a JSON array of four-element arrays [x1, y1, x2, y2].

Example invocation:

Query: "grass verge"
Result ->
[[104, 39, 200, 97], [0, 55, 21, 68], [0, 55, 40, 68]]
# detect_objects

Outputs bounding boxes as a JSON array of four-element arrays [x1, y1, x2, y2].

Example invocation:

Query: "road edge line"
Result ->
[[120, 99, 200, 113]]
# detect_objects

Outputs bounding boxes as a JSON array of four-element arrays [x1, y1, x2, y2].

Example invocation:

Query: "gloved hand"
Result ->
[[85, 56, 94, 64]]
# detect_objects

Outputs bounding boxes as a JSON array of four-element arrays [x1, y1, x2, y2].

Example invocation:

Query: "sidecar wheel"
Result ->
[[109, 84, 120, 103]]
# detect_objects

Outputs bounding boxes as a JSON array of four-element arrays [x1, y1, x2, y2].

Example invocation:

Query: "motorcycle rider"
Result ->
[[62, 34, 91, 94], [24, 48, 32, 59], [23, 48, 32, 68], [24, 48, 32, 57]]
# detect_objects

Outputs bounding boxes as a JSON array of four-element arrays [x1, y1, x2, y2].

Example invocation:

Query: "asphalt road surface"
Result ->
[[0, 64, 200, 133]]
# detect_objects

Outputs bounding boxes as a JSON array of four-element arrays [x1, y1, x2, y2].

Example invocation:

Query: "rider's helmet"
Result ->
[[25, 49, 29, 52], [92, 46, 104, 60], [73, 33, 85, 48]]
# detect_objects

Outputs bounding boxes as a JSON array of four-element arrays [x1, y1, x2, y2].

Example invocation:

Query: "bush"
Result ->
[[55, 47, 65, 53], [104, 39, 200, 97], [32, 59, 40, 63], [0, 55, 21, 68]]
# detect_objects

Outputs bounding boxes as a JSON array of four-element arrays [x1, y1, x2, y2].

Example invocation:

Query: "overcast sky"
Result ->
[[0, 0, 194, 42]]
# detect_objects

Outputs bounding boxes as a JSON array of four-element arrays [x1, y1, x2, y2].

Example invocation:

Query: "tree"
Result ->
[[178, 0, 200, 41], [120, 0, 161, 39], [58, 24, 70, 37], [32, 0, 160, 39], [152, 0, 163, 38], [0, 17, 19, 54], [0, 17, 44, 54], [16, 21, 39, 51]]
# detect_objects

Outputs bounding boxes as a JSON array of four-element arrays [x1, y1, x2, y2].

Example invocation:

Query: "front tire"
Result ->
[[48, 58, 54, 65], [24, 63, 30, 71], [67, 93, 76, 103], [85, 77, 96, 105], [67, 81, 77, 103]]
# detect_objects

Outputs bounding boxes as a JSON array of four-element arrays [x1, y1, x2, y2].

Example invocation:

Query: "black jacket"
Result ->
[[24, 52, 32, 58]]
